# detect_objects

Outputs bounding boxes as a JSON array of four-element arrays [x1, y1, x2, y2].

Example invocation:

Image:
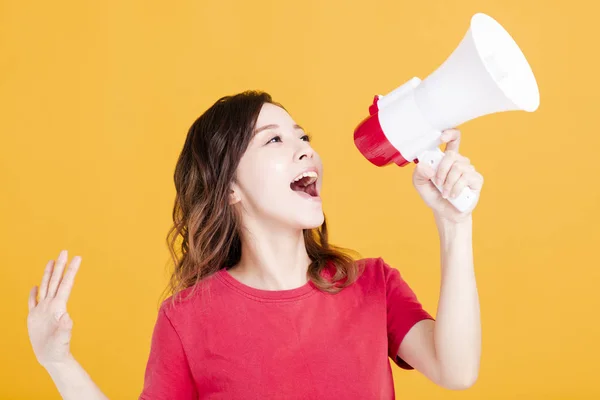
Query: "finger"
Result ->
[[38, 259, 54, 301], [442, 165, 465, 198], [464, 171, 485, 192], [28, 286, 38, 312], [435, 151, 460, 187], [56, 256, 82, 303], [414, 163, 436, 183], [448, 175, 470, 200], [450, 171, 484, 198], [47, 250, 68, 299], [441, 129, 461, 153]]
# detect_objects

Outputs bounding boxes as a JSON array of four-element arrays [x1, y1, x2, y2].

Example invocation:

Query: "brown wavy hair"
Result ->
[[161, 90, 362, 306]]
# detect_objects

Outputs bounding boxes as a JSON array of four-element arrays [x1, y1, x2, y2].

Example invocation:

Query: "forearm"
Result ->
[[433, 214, 481, 388], [44, 356, 109, 400]]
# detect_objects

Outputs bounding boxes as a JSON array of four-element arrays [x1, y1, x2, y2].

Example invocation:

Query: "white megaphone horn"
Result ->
[[354, 13, 540, 212]]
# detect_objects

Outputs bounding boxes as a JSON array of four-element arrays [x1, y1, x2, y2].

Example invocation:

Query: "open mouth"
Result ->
[[290, 171, 319, 197]]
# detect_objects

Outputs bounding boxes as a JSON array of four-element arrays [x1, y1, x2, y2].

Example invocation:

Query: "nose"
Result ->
[[296, 143, 315, 161]]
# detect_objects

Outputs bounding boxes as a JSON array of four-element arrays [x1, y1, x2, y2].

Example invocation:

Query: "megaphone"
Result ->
[[354, 13, 540, 212]]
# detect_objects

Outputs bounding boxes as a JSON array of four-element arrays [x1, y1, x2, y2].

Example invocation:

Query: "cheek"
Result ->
[[256, 157, 286, 181], [316, 155, 324, 185], [239, 157, 288, 196]]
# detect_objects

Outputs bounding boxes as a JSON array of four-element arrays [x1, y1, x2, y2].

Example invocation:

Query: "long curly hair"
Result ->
[[161, 90, 361, 305]]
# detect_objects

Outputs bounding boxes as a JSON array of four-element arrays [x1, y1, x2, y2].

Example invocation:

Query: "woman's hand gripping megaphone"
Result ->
[[412, 129, 484, 222]]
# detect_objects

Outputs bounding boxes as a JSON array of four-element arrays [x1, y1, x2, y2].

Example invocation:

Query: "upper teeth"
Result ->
[[293, 171, 318, 184]]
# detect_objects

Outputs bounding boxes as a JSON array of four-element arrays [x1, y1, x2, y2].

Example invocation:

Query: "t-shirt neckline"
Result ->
[[216, 268, 318, 302]]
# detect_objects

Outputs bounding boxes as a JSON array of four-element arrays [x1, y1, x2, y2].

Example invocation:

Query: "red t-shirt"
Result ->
[[139, 257, 433, 399]]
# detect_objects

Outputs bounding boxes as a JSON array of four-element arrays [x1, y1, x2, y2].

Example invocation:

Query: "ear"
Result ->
[[229, 183, 241, 205]]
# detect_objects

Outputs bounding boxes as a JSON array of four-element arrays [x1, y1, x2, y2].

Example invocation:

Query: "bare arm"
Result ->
[[432, 215, 480, 387], [402, 128, 484, 389], [45, 356, 109, 400], [27, 250, 109, 399], [398, 216, 481, 390]]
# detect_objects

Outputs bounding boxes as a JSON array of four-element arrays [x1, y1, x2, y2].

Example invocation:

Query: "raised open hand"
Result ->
[[27, 250, 81, 368]]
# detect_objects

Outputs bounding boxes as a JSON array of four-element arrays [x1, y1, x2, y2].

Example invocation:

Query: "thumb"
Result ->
[[414, 163, 436, 184], [54, 312, 73, 345], [28, 286, 38, 312]]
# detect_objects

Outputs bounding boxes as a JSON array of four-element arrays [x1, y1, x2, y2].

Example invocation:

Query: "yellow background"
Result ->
[[2, 0, 598, 398]]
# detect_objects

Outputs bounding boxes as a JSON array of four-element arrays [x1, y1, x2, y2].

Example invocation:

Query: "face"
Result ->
[[231, 103, 324, 231]]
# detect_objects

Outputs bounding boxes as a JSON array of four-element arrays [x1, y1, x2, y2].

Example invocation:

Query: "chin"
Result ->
[[296, 211, 325, 230]]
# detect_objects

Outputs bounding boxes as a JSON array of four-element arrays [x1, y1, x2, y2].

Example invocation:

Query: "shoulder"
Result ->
[[352, 257, 398, 288], [351, 256, 415, 294], [355, 257, 396, 277], [158, 270, 224, 324]]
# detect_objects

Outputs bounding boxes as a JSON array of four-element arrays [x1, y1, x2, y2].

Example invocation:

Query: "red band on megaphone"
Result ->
[[354, 111, 410, 168], [368, 95, 380, 115]]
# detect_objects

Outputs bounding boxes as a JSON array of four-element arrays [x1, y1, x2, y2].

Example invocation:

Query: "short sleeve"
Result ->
[[139, 307, 198, 400], [383, 259, 434, 370]]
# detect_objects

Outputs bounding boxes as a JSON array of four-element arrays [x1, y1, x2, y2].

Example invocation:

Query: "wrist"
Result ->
[[43, 354, 77, 376], [434, 214, 472, 242], [434, 213, 472, 228]]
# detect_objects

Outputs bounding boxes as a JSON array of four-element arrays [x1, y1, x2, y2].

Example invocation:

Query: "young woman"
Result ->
[[27, 91, 484, 399]]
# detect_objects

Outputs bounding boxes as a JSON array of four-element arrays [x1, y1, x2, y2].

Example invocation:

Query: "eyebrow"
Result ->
[[253, 123, 304, 134]]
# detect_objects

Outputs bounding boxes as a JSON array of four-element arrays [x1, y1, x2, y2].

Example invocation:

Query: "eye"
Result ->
[[265, 134, 311, 145], [266, 135, 282, 144]]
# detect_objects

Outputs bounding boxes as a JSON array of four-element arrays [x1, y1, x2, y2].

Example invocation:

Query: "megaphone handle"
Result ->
[[417, 148, 477, 213]]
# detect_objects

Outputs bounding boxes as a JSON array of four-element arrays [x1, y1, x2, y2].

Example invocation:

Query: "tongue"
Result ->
[[305, 182, 318, 197], [290, 177, 318, 197]]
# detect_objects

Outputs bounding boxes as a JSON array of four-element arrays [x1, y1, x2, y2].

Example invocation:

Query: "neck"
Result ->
[[229, 220, 311, 291]]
